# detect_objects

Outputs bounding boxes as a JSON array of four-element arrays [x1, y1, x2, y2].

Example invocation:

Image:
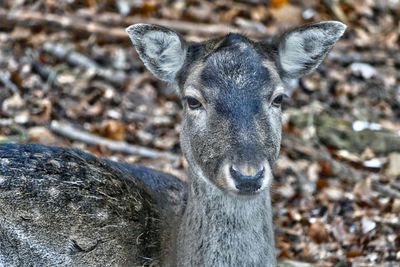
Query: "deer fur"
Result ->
[[0, 21, 345, 267], [127, 21, 345, 266]]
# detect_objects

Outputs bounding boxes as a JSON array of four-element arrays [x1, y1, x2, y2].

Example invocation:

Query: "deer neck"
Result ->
[[176, 166, 276, 267]]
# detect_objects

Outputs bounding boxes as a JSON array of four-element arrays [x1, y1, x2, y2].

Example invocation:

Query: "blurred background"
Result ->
[[0, 0, 399, 266]]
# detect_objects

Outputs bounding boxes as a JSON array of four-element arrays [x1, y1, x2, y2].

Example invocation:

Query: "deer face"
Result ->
[[127, 22, 346, 195], [178, 35, 285, 195]]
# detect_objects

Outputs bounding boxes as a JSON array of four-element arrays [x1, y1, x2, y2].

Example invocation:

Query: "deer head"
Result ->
[[127, 21, 346, 196]]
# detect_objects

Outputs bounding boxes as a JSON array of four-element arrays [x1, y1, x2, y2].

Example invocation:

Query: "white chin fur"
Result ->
[[260, 161, 273, 190], [223, 164, 240, 193]]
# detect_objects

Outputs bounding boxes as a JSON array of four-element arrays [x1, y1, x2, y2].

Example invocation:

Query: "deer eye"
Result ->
[[185, 96, 203, 110], [272, 94, 287, 108]]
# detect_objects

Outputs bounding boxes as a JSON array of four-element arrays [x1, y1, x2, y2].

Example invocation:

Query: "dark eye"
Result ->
[[272, 94, 287, 107], [185, 96, 203, 110]]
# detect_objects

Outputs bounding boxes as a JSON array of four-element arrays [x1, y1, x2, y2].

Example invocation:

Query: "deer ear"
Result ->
[[126, 24, 187, 82], [277, 21, 346, 79]]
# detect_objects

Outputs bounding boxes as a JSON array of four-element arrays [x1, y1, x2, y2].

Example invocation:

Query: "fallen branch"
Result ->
[[328, 50, 400, 66], [42, 43, 128, 86], [320, 157, 365, 182], [0, 71, 18, 93], [289, 113, 400, 154], [0, 8, 266, 40], [31, 61, 58, 84], [371, 181, 400, 199], [50, 121, 180, 161], [0, 8, 127, 41], [74, 10, 268, 38]]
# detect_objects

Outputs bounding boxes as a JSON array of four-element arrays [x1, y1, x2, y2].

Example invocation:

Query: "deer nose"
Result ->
[[229, 164, 264, 193]]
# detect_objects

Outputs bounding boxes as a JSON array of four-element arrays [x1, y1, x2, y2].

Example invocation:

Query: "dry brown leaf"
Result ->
[[346, 247, 363, 258], [385, 153, 400, 178], [31, 98, 52, 123], [308, 219, 329, 243], [2, 93, 25, 113], [269, 4, 302, 26], [27, 126, 58, 145], [270, 0, 289, 8], [353, 177, 376, 205], [95, 120, 126, 141], [391, 198, 400, 213]]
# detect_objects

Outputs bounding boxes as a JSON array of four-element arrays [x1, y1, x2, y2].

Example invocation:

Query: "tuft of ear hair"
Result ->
[[126, 24, 187, 82], [277, 21, 346, 79]]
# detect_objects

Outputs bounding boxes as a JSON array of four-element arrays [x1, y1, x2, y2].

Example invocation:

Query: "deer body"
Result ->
[[0, 144, 183, 266], [0, 21, 345, 266]]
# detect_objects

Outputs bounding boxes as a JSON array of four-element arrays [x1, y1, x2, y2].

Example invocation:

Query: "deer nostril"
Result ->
[[229, 165, 264, 193]]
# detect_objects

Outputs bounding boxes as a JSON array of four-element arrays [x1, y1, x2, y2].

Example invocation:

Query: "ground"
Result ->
[[0, 1, 399, 266]]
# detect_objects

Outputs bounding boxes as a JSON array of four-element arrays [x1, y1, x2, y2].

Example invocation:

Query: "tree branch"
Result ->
[[0, 8, 266, 40], [50, 121, 180, 161], [42, 43, 128, 86]]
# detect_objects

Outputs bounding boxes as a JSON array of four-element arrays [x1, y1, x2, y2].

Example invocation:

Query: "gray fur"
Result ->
[[0, 144, 173, 266], [277, 21, 346, 79], [126, 24, 187, 82], [134, 21, 343, 266], [0, 21, 345, 267], [176, 167, 276, 267]]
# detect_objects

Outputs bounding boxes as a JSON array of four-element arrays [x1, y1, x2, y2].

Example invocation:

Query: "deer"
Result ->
[[0, 21, 346, 266]]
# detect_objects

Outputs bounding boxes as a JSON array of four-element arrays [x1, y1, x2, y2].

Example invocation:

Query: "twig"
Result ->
[[371, 181, 400, 199], [328, 50, 400, 66], [322, 0, 348, 24], [50, 121, 180, 161], [0, 8, 127, 41], [0, 71, 18, 93], [42, 43, 127, 86], [31, 61, 58, 85], [75, 10, 268, 37]]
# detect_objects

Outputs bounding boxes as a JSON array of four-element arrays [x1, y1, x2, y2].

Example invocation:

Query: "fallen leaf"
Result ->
[[270, 0, 289, 8], [28, 126, 57, 145], [308, 219, 329, 243], [361, 217, 376, 234], [391, 198, 400, 213], [350, 62, 377, 79], [95, 120, 126, 141], [385, 153, 400, 178]]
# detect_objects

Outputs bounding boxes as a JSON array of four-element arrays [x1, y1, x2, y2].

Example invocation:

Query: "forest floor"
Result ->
[[0, 1, 400, 266]]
